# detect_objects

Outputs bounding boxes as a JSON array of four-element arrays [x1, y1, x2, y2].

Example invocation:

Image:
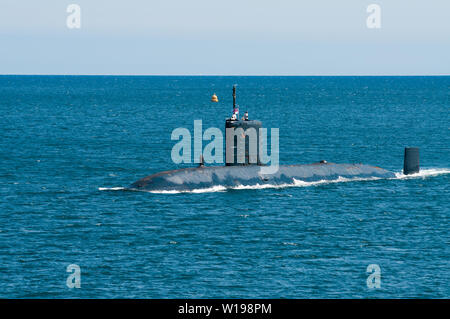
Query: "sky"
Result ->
[[0, 0, 449, 75]]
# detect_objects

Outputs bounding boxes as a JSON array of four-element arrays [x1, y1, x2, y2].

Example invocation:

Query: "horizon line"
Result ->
[[1, 74, 449, 77]]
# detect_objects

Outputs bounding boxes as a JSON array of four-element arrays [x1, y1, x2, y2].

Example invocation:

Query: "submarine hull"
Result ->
[[129, 163, 395, 192]]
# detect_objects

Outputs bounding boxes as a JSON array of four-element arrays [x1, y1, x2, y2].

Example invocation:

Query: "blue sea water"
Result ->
[[0, 75, 448, 298]]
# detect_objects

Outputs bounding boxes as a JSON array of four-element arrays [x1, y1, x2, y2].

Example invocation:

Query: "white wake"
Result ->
[[98, 187, 126, 191], [393, 168, 450, 179]]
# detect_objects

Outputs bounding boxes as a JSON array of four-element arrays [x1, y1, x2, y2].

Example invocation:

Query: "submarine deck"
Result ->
[[130, 162, 395, 191]]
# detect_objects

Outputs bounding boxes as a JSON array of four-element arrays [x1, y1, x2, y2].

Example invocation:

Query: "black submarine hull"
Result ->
[[129, 163, 396, 192]]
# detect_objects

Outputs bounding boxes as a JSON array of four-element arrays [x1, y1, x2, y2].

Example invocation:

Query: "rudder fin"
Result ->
[[403, 147, 420, 175]]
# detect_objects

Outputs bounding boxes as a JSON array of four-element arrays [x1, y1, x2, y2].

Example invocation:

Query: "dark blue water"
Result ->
[[0, 76, 448, 298]]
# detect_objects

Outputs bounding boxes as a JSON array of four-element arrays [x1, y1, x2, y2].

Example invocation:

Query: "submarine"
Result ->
[[129, 86, 420, 192]]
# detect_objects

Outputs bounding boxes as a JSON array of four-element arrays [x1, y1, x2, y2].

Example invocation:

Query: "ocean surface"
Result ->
[[0, 75, 448, 298]]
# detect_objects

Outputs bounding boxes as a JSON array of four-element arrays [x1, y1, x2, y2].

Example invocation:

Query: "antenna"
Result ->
[[232, 85, 236, 110]]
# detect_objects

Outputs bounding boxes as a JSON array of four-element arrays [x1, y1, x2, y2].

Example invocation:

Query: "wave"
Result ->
[[393, 168, 450, 179], [147, 185, 227, 194], [98, 187, 126, 191], [98, 168, 449, 194]]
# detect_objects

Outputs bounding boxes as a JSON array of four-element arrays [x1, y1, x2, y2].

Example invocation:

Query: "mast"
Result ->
[[232, 85, 236, 110]]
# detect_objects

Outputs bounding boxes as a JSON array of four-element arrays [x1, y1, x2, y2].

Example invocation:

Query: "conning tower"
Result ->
[[225, 85, 262, 166]]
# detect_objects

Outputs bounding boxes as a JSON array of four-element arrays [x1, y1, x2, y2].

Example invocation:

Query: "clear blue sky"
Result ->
[[0, 0, 449, 75]]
